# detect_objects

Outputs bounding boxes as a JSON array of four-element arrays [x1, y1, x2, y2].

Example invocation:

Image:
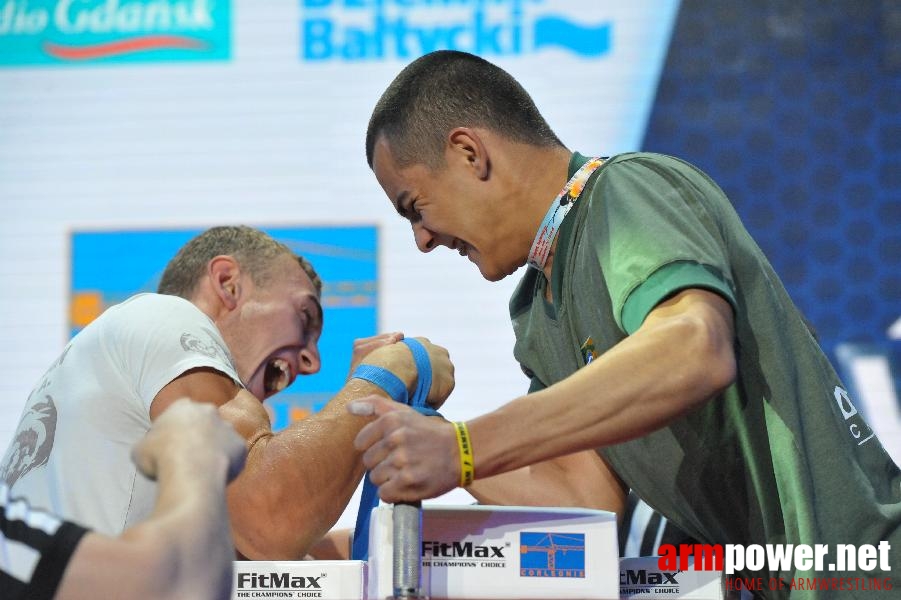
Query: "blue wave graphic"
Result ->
[[533, 17, 611, 57]]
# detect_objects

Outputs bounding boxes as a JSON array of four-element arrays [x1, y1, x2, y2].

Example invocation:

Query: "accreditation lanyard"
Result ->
[[527, 157, 604, 271]]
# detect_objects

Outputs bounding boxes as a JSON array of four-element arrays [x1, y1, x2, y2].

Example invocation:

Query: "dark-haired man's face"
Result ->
[[371, 136, 519, 282], [216, 254, 323, 401]]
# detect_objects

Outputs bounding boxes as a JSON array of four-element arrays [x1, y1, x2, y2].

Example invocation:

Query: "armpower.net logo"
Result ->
[[657, 542, 894, 594]]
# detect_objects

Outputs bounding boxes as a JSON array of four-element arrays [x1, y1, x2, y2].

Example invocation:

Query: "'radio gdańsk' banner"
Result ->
[[0, 0, 230, 65]]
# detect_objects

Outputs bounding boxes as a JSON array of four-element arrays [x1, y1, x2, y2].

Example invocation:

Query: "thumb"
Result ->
[[346, 394, 407, 418]]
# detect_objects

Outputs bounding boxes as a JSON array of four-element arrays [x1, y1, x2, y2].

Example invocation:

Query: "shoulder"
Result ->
[[101, 294, 217, 333], [110, 293, 205, 318], [98, 294, 228, 360], [586, 152, 729, 212], [598, 152, 722, 188], [595, 152, 704, 176]]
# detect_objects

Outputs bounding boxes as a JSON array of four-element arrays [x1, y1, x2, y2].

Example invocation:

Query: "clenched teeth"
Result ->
[[264, 358, 291, 393]]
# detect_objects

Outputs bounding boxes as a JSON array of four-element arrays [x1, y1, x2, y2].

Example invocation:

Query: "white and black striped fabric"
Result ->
[[1, 483, 88, 600], [619, 491, 697, 557]]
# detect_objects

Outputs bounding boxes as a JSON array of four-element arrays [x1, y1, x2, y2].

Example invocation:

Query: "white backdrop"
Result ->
[[0, 0, 679, 528]]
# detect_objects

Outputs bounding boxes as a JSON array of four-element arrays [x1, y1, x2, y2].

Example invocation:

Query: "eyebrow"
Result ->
[[306, 295, 324, 333]]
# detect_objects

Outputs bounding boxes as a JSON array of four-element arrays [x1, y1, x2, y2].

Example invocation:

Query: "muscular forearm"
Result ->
[[226, 380, 394, 559], [468, 450, 627, 515], [471, 291, 735, 480], [222, 337, 453, 559]]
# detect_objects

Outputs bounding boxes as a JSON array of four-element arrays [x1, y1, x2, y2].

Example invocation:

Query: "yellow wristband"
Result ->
[[453, 421, 475, 487]]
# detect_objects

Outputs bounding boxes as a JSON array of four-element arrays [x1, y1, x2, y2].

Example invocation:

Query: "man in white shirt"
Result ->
[[2, 225, 454, 560]]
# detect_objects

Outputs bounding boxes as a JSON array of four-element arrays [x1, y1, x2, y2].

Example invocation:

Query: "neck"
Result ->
[[512, 145, 574, 268], [187, 283, 225, 322], [542, 250, 556, 282]]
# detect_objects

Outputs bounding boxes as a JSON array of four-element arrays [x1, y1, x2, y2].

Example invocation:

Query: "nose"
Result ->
[[297, 342, 321, 375], [412, 222, 437, 253]]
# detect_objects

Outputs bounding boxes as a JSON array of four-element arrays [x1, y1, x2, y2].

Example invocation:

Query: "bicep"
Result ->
[[639, 288, 734, 344], [469, 449, 627, 515], [637, 288, 737, 392], [149, 367, 244, 420], [529, 450, 627, 514], [151, 368, 273, 450]]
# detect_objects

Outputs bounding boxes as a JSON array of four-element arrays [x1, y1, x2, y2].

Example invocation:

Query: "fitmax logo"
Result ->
[[299, 0, 611, 61], [423, 540, 506, 559], [237, 573, 322, 589], [621, 569, 679, 586]]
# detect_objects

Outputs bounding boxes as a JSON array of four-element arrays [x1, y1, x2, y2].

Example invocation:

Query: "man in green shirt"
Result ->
[[352, 50, 900, 596]]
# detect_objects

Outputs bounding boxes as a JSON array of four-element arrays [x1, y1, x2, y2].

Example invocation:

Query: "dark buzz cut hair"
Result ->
[[366, 50, 564, 170], [157, 225, 323, 299]]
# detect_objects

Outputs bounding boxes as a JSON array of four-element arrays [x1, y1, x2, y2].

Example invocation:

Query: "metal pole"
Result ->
[[392, 502, 426, 599]]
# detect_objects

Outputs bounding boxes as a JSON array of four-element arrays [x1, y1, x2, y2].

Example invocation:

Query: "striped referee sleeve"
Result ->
[[1, 483, 89, 600], [619, 491, 699, 557]]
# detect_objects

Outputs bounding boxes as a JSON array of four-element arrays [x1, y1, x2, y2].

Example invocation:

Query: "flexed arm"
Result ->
[[150, 335, 454, 560], [353, 289, 734, 504]]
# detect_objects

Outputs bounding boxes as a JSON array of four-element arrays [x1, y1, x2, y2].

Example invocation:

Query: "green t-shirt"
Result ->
[[509, 152, 900, 597]]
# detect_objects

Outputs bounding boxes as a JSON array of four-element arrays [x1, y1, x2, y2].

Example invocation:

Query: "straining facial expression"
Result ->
[[218, 253, 323, 401], [371, 135, 520, 282]]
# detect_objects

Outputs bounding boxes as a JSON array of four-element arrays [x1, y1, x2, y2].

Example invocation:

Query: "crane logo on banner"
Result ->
[[0, 0, 230, 66], [300, 0, 612, 61], [519, 532, 586, 578]]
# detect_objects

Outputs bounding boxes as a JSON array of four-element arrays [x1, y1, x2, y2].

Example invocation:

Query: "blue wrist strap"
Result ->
[[350, 364, 409, 405], [405, 338, 432, 413], [351, 338, 437, 560]]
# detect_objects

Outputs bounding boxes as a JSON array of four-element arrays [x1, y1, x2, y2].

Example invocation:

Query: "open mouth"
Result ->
[[263, 357, 292, 395]]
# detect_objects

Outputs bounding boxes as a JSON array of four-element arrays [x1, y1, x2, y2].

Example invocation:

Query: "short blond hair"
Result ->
[[158, 226, 322, 298]]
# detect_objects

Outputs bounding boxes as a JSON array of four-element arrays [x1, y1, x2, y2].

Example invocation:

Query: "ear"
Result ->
[[208, 255, 242, 310], [447, 127, 490, 180]]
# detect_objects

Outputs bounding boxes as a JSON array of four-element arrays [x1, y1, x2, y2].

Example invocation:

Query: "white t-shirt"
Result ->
[[0, 294, 242, 535]]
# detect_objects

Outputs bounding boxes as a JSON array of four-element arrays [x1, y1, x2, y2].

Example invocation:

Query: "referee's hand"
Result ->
[[132, 398, 247, 483], [349, 395, 460, 503]]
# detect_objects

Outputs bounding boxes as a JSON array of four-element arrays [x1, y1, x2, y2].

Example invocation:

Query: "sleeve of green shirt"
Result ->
[[587, 153, 738, 334]]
